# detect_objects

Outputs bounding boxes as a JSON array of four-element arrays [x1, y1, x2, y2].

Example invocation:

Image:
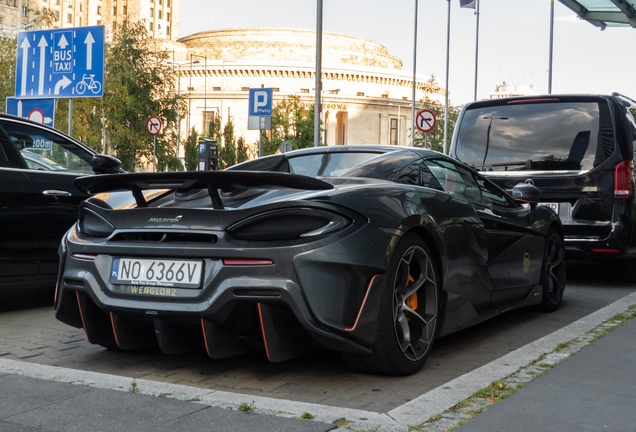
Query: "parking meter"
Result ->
[[197, 138, 218, 171]]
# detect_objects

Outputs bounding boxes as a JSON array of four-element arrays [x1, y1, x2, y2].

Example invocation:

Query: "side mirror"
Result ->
[[512, 183, 541, 207], [91, 154, 122, 174]]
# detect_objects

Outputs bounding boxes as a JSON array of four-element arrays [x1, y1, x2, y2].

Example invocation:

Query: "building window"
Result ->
[[357, 92, 364, 97], [167, 0, 171, 7], [112, 6, 116, 15], [158, 0, 162, 5], [213, 87, 221, 91], [150, 7, 153, 17], [67, 13, 72, 23], [149, 22, 153, 31], [97, 5, 101, 15], [79, 3, 82, 11], [54, 10, 59, 21], [55, 0, 60, 5], [390, 118, 398, 145], [300, 88, 309, 93], [22, 6, 27, 17], [123, 5, 127, 14], [79, 16, 82, 25], [158, 10, 162, 19], [167, 12, 170, 21], [241, 87, 249, 91], [166, 25, 170, 36]]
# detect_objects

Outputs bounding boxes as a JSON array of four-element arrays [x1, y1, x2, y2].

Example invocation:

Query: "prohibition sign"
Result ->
[[146, 116, 162, 136], [416, 109, 437, 133]]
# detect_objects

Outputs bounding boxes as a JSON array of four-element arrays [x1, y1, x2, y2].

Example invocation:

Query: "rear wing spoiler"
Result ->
[[75, 171, 333, 209]]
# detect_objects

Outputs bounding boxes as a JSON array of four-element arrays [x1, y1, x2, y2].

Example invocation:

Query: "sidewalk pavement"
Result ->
[[456, 316, 636, 432], [0, 372, 334, 432], [1, 303, 635, 432]]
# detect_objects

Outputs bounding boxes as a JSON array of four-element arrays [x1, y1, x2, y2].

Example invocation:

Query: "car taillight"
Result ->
[[614, 160, 633, 199]]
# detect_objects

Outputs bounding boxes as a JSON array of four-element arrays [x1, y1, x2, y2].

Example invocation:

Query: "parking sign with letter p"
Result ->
[[248, 88, 273, 116]]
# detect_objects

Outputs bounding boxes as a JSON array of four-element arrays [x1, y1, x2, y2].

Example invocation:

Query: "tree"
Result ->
[[184, 128, 199, 171], [62, 20, 182, 171], [0, 36, 17, 112], [236, 136, 249, 164], [218, 119, 237, 169], [261, 95, 316, 156]]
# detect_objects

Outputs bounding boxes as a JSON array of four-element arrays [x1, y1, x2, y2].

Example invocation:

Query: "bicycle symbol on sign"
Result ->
[[75, 74, 102, 95]]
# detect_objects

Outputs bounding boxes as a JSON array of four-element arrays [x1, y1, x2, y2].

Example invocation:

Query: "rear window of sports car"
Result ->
[[454, 101, 610, 172], [288, 152, 382, 177]]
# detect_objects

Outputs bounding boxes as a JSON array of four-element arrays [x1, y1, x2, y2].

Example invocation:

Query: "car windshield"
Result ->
[[454, 101, 607, 172], [287, 151, 383, 176]]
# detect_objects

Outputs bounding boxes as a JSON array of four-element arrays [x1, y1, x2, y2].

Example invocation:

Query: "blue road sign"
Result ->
[[5, 97, 56, 126], [15, 26, 104, 99], [248, 88, 273, 116]]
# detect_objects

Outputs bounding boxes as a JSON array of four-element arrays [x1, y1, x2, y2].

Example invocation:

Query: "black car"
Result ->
[[0, 114, 121, 294], [54, 146, 565, 375], [450, 93, 636, 264]]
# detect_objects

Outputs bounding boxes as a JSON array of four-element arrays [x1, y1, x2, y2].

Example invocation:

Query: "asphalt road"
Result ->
[[0, 260, 634, 414]]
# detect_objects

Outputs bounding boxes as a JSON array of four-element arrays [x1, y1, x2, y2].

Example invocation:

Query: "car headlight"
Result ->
[[228, 208, 351, 241]]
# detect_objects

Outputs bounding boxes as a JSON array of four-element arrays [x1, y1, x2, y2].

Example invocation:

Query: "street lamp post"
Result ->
[[190, 53, 208, 134], [167, 59, 199, 158]]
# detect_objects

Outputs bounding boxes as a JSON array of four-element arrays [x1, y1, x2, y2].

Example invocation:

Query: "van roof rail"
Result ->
[[611, 92, 636, 108]]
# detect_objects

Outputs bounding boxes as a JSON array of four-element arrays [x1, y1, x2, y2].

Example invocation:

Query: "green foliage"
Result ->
[[262, 95, 317, 156], [184, 128, 199, 171], [236, 136, 249, 163], [218, 119, 237, 169], [103, 21, 180, 171], [0, 36, 17, 111], [57, 20, 182, 171], [238, 402, 255, 413]]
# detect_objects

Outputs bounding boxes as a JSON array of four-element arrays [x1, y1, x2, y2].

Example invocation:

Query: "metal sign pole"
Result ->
[[259, 129, 263, 158], [68, 98, 72, 136], [153, 135, 157, 172]]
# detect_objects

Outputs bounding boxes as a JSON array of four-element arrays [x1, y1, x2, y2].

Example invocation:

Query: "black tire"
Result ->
[[343, 234, 441, 375], [540, 228, 566, 311]]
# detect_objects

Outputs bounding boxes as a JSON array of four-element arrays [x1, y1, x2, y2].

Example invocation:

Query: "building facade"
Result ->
[[175, 28, 446, 151], [0, 0, 180, 40]]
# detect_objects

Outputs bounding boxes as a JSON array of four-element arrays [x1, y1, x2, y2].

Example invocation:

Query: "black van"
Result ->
[[449, 93, 636, 262]]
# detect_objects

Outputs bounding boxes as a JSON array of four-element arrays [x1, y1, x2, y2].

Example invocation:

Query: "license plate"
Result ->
[[110, 258, 203, 289]]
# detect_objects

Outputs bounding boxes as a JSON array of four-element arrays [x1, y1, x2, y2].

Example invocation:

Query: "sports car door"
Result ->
[[424, 159, 543, 300]]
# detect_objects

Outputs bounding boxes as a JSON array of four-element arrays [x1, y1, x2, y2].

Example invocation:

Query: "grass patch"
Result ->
[[299, 412, 315, 420], [333, 418, 351, 428], [129, 380, 139, 394], [238, 401, 255, 413]]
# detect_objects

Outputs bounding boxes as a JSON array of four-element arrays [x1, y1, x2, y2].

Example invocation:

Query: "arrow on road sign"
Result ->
[[38, 36, 48, 96], [54, 76, 72, 95], [85, 32, 95, 70], [58, 34, 69, 49], [20, 38, 30, 96]]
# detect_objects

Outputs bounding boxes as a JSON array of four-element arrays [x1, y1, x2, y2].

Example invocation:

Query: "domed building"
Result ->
[[173, 28, 445, 152]]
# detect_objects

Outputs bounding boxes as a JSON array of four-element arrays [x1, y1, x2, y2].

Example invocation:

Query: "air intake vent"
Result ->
[[110, 232, 218, 244]]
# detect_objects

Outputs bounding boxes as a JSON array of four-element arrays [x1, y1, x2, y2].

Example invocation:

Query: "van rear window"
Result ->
[[454, 102, 610, 172]]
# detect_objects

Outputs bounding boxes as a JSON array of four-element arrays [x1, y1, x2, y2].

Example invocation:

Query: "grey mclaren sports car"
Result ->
[[54, 146, 566, 375]]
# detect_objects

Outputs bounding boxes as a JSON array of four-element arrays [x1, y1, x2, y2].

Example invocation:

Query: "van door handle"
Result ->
[[42, 190, 72, 197]]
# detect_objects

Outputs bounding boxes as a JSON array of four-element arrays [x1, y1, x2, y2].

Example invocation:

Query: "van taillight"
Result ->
[[614, 160, 633, 199]]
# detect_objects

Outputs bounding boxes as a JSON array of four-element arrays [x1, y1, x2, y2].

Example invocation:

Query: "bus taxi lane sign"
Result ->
[[15, 25, 104, 99], [416, 109, 437, 133], [146, 116, 162, 136]]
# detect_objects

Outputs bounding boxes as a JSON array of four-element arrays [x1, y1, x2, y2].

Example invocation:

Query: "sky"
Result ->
[[179, 0, 636, 106]]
